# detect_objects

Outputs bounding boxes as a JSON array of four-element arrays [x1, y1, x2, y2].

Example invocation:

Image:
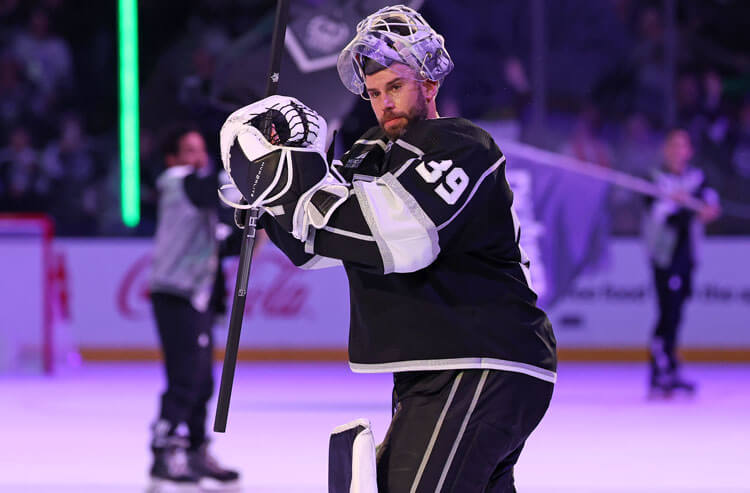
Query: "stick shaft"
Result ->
[[265, 0, 290, 97], [214, 208, 259, 432], [214, 0, 291, 433]]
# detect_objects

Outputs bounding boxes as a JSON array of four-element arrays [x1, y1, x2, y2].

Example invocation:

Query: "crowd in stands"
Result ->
[[1, 0, 748, 235], [0, 0, 116, 234]]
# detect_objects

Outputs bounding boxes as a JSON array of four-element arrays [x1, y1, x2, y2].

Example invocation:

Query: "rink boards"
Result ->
[[3, 237, 749, 358]]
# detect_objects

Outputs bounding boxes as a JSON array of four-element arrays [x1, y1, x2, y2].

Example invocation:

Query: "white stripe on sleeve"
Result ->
[[299, 255, 342, 270]]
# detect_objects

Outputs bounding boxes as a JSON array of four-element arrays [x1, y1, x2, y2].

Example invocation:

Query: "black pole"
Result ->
[[214, 0, 291, 434], [663, 0, 677, 128], [530, 0, 546, 144]]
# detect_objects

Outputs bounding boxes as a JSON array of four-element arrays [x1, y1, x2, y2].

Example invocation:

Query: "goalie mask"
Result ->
[[337, 5, 453, 98], [218, 95, 329, 210]]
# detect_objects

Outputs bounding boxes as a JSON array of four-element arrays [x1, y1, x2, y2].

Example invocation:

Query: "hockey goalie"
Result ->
[[219, 5, 557, 492]]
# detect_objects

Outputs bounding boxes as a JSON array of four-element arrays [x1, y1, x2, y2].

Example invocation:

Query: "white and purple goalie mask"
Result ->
[[219, 95, 329, 209], [337, 4, 453, 98]]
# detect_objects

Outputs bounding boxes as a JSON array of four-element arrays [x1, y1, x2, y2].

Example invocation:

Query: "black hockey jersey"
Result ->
[[261, 118, 557, 383]]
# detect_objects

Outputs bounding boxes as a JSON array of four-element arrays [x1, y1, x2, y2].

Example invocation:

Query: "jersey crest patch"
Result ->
[[345, 152, 369, 169]]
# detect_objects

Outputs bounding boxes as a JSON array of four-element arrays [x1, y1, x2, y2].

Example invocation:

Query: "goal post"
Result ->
[[0, 213, 55, 374]]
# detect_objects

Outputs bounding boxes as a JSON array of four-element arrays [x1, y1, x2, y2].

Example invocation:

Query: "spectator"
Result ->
[[0, 54, 34, 141], [674, 70, 733, 189], [675, 72, 701, 134], [731, 100, 750, 179], [141, 28, 229, 153], [700, 71, 731, 141], [0, 126, 46, 211], [695, 70, 733, 180], [616, 113, 662, 176], [175, 32, 231, 154], [12, 8, 73, 107], [561, 105, 614, 168], [632, 7, 666, 122], [41, 114, 100, 234], [178, 28, 229, 110], [612, 113, 662, 234]]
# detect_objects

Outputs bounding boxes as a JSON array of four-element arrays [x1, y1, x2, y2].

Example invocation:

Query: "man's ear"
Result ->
[[422, 79, 439, 101]]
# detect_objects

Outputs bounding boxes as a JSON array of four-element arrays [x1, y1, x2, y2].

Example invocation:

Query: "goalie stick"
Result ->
[[214, 0, 291, 433]]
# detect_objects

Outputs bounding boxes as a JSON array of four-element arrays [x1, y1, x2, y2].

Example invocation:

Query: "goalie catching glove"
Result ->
[[218, 95, 348, 240]]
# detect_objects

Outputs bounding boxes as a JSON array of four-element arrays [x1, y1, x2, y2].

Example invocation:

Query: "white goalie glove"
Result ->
[[218, 95, 349, 241]]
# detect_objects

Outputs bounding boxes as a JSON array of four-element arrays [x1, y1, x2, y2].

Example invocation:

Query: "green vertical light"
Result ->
[[118, 0, 140, 227]]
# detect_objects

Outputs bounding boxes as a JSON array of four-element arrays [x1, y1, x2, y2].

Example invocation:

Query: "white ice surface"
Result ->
[[1, 362, 748, 492]]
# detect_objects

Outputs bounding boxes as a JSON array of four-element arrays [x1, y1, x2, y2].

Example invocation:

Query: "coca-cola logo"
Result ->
[[229, 254, 311, 319], [115, 250, 312, 321], [116, 253, 152, 320]]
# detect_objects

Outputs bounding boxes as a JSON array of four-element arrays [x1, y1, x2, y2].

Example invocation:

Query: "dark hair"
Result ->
[[160, 123, 201, 158], [362, 57, 390, 76]]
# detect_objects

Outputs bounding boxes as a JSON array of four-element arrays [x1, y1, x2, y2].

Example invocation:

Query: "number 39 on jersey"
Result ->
[[414, 159, 470, 205]]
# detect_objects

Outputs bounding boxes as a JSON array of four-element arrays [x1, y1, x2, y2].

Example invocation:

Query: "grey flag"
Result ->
[[482, 124, 611, 307]]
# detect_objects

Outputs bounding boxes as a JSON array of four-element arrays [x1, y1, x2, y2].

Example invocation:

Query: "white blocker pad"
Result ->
[[328, 418, 377, 493]]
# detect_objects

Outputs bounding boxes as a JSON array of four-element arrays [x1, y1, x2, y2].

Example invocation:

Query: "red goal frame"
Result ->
[[0, 213, 55, 374]]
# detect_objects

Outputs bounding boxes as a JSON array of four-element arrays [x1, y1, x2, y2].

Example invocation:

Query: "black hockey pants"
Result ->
[[150, 292, 214, 450], [377, 369, 554, 492]]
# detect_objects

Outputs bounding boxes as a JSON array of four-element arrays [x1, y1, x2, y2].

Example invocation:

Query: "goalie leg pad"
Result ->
[[328, 418, 377, 493]]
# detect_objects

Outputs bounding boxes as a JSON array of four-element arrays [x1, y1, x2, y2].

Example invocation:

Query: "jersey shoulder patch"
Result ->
[[337, 127, 388, 177]]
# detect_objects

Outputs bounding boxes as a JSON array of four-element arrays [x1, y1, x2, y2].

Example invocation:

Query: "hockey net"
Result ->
[[0, 213, 55, 374]]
